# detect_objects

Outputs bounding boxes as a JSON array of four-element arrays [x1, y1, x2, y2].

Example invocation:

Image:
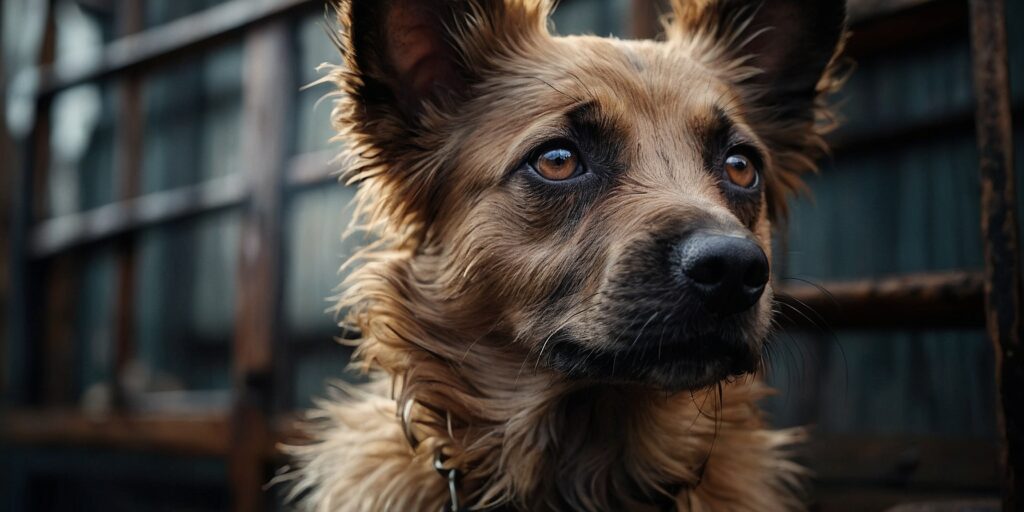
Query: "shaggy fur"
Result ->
[[284, 0, 847, 510]]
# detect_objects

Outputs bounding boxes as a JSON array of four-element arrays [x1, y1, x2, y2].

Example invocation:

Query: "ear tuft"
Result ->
[[669, 0, 848, 220]]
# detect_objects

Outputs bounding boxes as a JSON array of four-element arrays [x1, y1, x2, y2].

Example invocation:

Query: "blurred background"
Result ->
[[1, 0, 1021, 510]]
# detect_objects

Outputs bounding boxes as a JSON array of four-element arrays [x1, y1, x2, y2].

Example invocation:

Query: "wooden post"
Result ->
[[6, 0, 57, 406], [968, 0, 1022, 510], [0, 0, 9, 400], [230, 19, 292, 512], [111, 0, 145, 410]]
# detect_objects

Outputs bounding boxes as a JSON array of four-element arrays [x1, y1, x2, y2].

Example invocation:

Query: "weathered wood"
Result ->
[[30, 173, 247, 258], [0, 0, 11, 400], [6, 1, 57, 406], [111, 0, 145, 410], [776, 271, 985, 330], [805, 434, 1000, 491], [28, 149, 348, 256], [25, 0, 320, 97], [40, 256, 76, 404], [287, 150, 342, 188], [844, 0, 967, 59], [230, 19, 292, 512], [0, 409, 231, 456], [830, 103, 1024, 158], [884, 502, 1000, 512], [818, 489, 998, 512], [846, 0, 936, 22], [816, 0, 977, 157], [968, 0, 1023, 509]]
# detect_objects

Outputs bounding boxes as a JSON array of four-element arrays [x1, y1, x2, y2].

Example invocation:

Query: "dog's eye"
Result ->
[[533, 147, 581, 181], [724, 153, 759, 189]]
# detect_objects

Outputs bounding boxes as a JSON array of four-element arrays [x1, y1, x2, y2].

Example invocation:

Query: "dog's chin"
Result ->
[[545, 332, 761, 392]]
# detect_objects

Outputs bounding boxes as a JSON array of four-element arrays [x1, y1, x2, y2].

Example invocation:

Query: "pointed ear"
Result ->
[[332, 0, 551, 230], [338, 0, 550, 119], [668, 0, 847, 220], [669, 0, 847, 117]]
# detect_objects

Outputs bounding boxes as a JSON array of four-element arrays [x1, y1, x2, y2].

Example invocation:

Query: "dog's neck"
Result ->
[[288, 333, 801, 511], [385, 334, 788, 511]]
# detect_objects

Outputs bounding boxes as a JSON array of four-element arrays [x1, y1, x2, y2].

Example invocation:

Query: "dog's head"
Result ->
[[334, 0, 845, 392]]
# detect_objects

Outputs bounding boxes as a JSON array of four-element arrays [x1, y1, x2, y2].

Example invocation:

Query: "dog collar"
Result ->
[[434, 449, 465, 512]]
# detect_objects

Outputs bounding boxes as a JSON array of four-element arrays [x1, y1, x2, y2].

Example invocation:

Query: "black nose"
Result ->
[[677, 231, 769, 315]]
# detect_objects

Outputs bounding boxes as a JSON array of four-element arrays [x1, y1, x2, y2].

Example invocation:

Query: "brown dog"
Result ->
[[286, 1, 847, 510]]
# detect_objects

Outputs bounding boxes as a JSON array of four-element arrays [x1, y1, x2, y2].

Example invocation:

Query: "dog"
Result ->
[[285, 0, 847, 510]]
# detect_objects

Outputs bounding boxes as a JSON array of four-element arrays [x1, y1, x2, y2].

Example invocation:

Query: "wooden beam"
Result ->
[[0, 409, 231, 456], [22, 0, 321, 97], [286, 150, 341, 188], [830, 101, 1023, 158], [28, 149, 345, 258], [0, 409, 303, 459], [30, 173, 247, 258], [776, 271, 985, 330], [968, 0, 1023, 509], [844, 0, 967, 60], [804, 434, 1000, 491], [819, 490, 998, 512], [846, 0, 935, 22], [230, 18, 292, 512]]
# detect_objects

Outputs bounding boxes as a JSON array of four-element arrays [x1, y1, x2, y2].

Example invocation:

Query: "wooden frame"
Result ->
[[2, 0, 1018, 510], [968, 0, 1022, 507]]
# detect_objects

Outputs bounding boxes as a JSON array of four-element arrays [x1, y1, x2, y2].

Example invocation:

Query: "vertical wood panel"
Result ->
[[112, 0, 145, 409], [34, 5, 63, 406], [0, 0, 8, 399], [7, 0, 57, 406], [968, 0, 1023, 509], [230, 18, 292, 512]]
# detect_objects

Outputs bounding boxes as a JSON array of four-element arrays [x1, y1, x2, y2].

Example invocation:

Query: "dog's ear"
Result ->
[[332, 0, 551, 230], [337, 0, 550, 120], [668, 0, 845, 117], [668, 0, 847, 219]]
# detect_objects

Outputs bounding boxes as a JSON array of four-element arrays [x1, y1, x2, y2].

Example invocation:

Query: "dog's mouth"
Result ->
[[542, 326, 761, 392], [534, 228, 770, 391]]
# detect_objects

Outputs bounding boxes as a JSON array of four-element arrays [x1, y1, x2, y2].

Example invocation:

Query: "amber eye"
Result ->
[[724, 153, 758, 188], [534, 148, 580, 181]]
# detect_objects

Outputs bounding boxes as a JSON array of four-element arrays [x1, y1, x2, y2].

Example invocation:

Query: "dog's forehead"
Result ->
[[547, 36, 739, 123], [464, 34, 742, 136]]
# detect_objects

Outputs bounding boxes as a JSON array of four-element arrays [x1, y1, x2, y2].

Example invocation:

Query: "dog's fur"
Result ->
[[285, 1, 846, 510]]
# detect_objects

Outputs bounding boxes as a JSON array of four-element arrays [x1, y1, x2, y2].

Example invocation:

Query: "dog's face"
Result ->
[[336, 0, 845, 391]]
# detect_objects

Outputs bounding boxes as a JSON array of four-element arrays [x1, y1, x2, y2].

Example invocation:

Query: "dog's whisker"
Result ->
[[780, 275, 840, 308], [534, 295, 603, 363], [629, 312, 660, 351]]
